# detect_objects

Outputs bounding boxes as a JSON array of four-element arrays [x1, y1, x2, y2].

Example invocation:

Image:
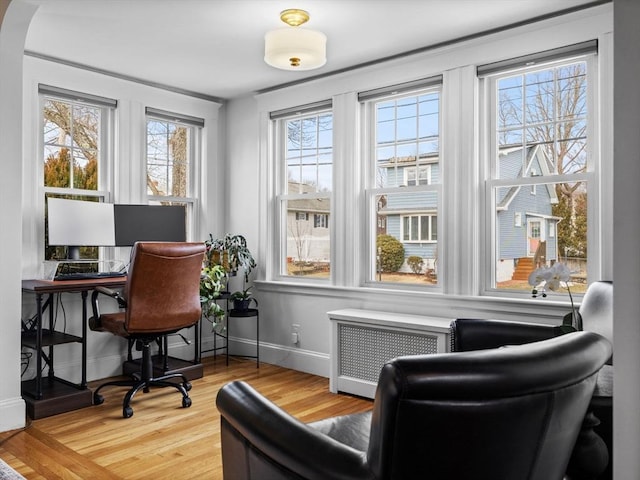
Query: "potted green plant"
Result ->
[[230, 286, 258, 311], [200, 263, 226, 331], [205, 233, 256, 282]]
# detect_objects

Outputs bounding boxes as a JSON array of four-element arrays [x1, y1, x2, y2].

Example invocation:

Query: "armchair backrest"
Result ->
[[579, 280, 612, 361], [124, 242, 205, 334], [367, 331, 611, 480]]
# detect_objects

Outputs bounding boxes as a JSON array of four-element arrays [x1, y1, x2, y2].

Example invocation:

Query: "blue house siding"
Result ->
[[386, 191, 437, 210], [498, 209, 525, 260], [496, 146, 560, 263]]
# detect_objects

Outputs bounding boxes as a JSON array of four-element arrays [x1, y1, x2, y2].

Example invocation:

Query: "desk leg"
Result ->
[[47, 293, 55, 379], [35, 293, 43, 400], [80, 291, 88, 389], [194, 319, 200, 364]]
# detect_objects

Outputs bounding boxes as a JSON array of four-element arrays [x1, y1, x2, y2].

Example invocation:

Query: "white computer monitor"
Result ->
[[47, 197, 116, 259]]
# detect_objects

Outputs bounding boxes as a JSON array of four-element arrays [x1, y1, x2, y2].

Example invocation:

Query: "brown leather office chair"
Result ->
[[89, 242, 205, 418], [217, 332, 611, 480]]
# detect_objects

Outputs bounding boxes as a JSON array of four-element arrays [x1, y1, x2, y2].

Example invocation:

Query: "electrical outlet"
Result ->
[[291, 324, 300, 344]]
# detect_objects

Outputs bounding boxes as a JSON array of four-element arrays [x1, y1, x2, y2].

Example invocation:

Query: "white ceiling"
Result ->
[[24, 0, 602, 101]]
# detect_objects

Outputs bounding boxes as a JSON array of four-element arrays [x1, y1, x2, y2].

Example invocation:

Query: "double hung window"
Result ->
[[273, 103, 333, 279], [41, 85, 115, 260], [145, 108, 203, 237], [360, 78, 442, 286], [482, 42, 597, 294]]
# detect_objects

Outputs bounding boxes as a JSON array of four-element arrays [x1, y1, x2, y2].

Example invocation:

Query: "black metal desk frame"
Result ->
[[21, 277, 127, 418]]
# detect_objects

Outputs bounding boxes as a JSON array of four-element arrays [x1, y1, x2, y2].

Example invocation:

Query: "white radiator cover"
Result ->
[[328, 309, 452, 399]]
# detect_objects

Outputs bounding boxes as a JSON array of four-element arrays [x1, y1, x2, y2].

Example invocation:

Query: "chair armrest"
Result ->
[[216, 381, 373, 480], [451, 318, 558, 352], [90, 286, 127, 327]]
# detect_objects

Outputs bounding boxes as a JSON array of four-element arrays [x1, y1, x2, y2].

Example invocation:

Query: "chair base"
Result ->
[[93, 338, 193, 418], [93, 373, 192, 418], [122, 355, 203, 381]]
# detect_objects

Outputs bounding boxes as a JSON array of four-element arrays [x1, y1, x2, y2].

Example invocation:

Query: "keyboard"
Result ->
[[54, 271, 127, 281]]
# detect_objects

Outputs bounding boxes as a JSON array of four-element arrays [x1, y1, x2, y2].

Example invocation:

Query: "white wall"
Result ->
[[0, 0, 38, 432], [613, 1, 640, 477], [226, 5, 614, 375]]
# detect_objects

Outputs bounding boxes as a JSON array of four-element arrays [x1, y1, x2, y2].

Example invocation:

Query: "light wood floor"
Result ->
[[0, 356, 373, 479]]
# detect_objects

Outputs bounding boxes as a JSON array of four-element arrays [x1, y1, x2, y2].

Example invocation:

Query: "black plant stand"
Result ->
[[227, 308, 259, 368]]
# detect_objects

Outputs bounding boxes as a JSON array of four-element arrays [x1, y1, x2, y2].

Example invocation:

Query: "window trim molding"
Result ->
[[482, 49, 599, 295]]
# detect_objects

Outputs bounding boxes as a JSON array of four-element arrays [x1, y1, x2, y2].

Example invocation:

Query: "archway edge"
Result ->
[[0, 0, 39, 431]]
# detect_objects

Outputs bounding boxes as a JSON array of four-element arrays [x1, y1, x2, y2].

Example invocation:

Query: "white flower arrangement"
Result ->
[[528, 262, 581, 330]]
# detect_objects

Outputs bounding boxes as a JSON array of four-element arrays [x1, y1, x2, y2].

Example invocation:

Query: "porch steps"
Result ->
[[512, 257, 535, 281]]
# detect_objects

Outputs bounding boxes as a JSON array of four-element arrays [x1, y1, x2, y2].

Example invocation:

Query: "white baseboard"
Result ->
[[0, 397, 26, 431], [24, 337, 330, 387], [201, 336, 330, 378]]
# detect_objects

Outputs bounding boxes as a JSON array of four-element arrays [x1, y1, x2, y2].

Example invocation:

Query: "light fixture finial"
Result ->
[[280, 9, 310, 27]]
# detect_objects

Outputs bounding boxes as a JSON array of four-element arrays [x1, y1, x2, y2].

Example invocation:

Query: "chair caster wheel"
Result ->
[[182, 397, 192, 408], [184, 382, 192, 392], [93, 393, 104, 405], [123, 406, 133, 418]]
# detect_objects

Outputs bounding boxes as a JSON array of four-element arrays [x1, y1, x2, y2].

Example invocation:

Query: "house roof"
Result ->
[[496, 145, 559, 210]]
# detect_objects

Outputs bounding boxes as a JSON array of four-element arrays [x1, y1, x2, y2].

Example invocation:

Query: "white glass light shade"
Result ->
[[264, 28, 327, 71]]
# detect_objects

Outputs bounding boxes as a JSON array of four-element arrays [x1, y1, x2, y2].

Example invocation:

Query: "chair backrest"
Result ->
[[367, 331, 612, 480], [124, 242, 205, 334], [579, 280, 613, 362]]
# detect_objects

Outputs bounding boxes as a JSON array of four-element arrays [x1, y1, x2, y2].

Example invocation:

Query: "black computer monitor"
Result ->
[[113, 204, 186, 246]]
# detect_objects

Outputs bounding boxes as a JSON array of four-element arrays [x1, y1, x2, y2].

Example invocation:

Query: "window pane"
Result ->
[[373, 192, 438, 286], [410, 216, 419, 241], [146, 120, 190, 197], [284, 198, 330, 278], [43, 99, 99, 191], [494, 181, 587, 293], [370, 89, 440, 287], [280, 110, 332, 279], [43, 95, 107, 262], [495, 61, 587, 181], [285, 112, 333, 193]]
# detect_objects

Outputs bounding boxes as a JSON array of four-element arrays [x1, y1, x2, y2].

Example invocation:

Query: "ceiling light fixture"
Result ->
[[264, 9, 327, 71]]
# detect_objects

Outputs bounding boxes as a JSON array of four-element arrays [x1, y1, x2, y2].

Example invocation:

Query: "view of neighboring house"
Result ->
[[377, 153, 439, 274], [495, 145, 561, 282], [372, 145, 560, 279], [286, 181, 330, 266]]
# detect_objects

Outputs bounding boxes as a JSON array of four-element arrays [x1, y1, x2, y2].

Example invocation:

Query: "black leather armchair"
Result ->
[[450, 280, 613, 480], [217, 332, 612, 480], [451, 281, 613, 361]]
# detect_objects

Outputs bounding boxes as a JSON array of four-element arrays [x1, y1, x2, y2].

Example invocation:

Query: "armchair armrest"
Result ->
[[216, 381, 372, 480], [451, 318, 559, 352]]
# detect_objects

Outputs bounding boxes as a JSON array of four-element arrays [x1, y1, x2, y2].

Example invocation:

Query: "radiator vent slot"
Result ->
[[338, 323, 439, 383]]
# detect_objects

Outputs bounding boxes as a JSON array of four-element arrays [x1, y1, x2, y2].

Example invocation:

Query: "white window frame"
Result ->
[[404, 165, 432, 186], [314, 213, 329, 229], [401, 213, 437, 242], [272, 104, 333, 282], [145, 109, 203, 241], [41, 88, 115, 260], [482, 51, 599, 295], [361, 83, 442, 289]]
